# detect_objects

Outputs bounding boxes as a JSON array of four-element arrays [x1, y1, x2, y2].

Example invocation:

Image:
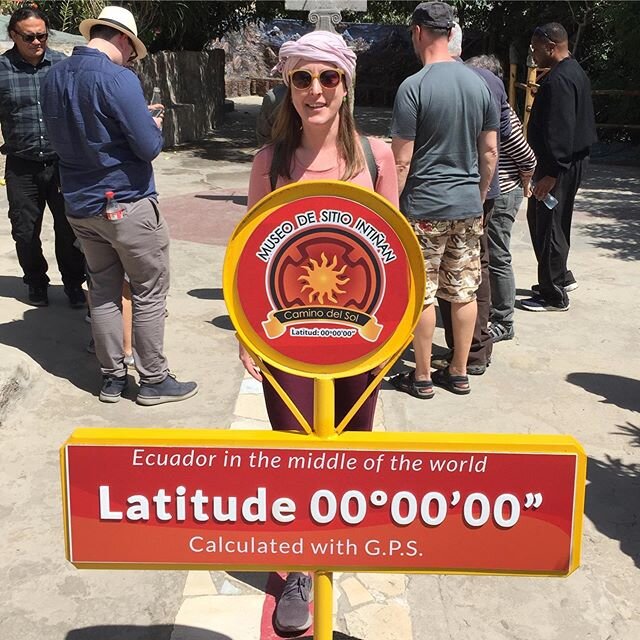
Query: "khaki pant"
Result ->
[[68, 198, 170, 384]]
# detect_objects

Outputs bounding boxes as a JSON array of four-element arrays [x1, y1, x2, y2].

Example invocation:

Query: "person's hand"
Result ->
[[239, 343, 262, 382], [149, 104, 164, 128], [532, 175, 556, 201], [520, 170, 534, 198]]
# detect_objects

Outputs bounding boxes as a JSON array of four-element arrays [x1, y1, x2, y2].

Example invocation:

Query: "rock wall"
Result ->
[[136, 49, 225, 148], [217, 19, 420, 107]]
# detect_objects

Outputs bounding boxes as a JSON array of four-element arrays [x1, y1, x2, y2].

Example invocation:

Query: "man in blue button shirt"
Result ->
[[42, 6, 198, 405], [0, 5, 85, 307]]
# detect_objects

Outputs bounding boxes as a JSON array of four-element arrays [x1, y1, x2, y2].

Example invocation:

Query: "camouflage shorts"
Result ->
[[409, 216, 483, 304]]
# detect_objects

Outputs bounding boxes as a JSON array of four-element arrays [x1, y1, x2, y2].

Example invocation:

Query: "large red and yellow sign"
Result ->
[[62, 430, 586, 575], [224, 181, 425, 377]]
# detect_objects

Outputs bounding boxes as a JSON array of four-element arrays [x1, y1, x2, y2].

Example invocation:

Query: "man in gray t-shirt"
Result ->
[[389, 1, 498, 399]]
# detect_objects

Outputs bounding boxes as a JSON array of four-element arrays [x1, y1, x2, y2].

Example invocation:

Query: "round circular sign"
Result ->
[[224, 181, 425, 378]]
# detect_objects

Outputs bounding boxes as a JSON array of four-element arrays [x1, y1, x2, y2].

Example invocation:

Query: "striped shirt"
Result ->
[[499, 106, 536, 194], [0, 47, 66, 161]]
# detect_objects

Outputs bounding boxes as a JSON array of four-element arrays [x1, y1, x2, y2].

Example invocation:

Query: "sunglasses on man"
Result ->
[[13, 30, 48, 43], [533, 27, 557, 44], [289, 68, 345, 90], [127, 37, 138, 63]]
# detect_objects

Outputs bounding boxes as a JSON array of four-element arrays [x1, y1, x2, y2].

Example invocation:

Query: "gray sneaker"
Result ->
[[136, 374, 198, 406], [274, 572, 312, 634], [99, 375, 128, 403]]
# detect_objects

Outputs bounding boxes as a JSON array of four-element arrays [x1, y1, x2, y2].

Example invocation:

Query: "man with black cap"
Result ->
[[390, 1, 499, 399], [41, 6, 198, 405], [521, 22, 596, 312]]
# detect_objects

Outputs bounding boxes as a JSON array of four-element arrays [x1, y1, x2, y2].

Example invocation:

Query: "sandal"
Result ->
[[389, 370, 435, 399], [489, 322, 514, 343], [432, 367, 470, 395]]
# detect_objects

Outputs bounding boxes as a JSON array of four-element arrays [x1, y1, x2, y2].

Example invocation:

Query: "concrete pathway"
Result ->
[[0, 96, 638, 639]]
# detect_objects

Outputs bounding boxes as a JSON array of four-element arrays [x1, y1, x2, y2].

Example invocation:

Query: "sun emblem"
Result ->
[[298, 252, 350, 304]]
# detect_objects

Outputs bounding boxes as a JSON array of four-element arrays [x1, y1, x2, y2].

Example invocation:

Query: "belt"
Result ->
[[8, 155, 57, 167]]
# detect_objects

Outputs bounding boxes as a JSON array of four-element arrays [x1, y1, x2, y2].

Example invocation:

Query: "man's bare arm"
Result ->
[[391, 137, 414, 196], [477, 130, 498, 202]]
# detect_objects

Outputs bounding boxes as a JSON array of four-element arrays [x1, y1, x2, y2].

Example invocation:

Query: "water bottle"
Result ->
[[541, 192, 558, 209], [104, 191, 124, 221], [151, 86, 162, 105], [531, 183, 558, 209]]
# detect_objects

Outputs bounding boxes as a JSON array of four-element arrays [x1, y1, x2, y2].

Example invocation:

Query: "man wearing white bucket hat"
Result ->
[[41, 6, 198, 406]]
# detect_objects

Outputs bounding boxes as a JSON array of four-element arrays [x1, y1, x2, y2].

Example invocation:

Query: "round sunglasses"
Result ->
[[289, 68, 345, 90]]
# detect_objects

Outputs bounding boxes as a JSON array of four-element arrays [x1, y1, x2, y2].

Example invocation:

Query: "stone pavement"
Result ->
[[0, 96, 639, 640]]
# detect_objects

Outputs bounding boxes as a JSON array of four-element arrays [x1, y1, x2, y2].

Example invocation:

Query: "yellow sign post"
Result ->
[[60, 181, 587, 640], [223, 180, 426, 638]]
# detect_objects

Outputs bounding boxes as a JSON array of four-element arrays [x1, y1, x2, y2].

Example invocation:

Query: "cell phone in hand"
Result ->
[[150, 107, 164, 117]]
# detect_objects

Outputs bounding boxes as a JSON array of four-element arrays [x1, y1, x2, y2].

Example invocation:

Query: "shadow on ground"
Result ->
[[195, 193, 248, 207], [66, 626, 230, 640], [181, 102, 259, 163], [188, 288, 224, 301], [578, 165, 640, 261], [586, 454, 640, 569], [180, 102, 393, 165], [0, 276, 97, 394], [566, 372, 640, 413], [577, 376, 640, 568]]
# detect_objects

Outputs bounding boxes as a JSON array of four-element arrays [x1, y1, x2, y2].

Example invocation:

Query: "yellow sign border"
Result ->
[[61, 428, 586, 576], [223, 180, 426, 378]]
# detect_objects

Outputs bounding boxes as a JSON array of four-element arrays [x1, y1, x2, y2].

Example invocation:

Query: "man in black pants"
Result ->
[[0, 6, 85, 307], [435, 26, 512, 376], [522, 22, 597, 312]]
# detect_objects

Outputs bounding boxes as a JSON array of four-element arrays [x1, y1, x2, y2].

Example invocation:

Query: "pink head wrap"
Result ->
[[275, 31, 357, 88]]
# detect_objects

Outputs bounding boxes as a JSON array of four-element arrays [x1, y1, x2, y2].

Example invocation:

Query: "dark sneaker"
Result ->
[[28, 285, 48, 307], [488, 322, 514, 343], [275, 572, 312, 634], [521, 296, 569, 312], [65, 286, 87, 309], [136, 374, 198, 406], [99, 375, 128, 403], [531, 281, 578, 294]]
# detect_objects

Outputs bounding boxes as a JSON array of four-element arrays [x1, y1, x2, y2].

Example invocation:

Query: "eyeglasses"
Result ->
[[13, 30, 48, 43], [127, 38, 138, 63], [289, 68, 345, 90], [533, 27, 557, 44]]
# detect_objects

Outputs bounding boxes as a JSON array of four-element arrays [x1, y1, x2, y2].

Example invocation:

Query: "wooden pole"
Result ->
[[524, 47, 537, 136], [508, 44, 518, 109]]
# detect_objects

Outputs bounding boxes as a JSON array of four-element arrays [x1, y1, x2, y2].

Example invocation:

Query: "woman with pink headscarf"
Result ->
[[238, 30, 398, 634]]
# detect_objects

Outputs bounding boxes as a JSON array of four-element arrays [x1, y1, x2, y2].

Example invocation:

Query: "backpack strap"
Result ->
[[268, 136, 379, 191], [269, 149, 278, 192], [359, 134, 379, 188]]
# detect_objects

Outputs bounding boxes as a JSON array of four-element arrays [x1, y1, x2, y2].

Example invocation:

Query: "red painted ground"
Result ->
[[160, 190, 248, 246]]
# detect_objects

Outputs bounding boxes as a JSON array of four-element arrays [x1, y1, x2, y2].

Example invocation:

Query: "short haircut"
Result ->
[[8, 5, 50, 36], [534, 22, 568, 44], [89, 24, 123, 41], [466, 54, 503, 78]]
